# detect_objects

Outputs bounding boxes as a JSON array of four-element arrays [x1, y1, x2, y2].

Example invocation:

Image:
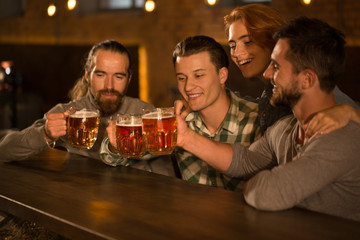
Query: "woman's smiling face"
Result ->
[[228, 19, 272, 81]]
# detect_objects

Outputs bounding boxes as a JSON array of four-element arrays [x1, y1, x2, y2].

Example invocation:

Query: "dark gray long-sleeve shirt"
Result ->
[[227, 116, 360, 222], [0, 94, 154, 161]]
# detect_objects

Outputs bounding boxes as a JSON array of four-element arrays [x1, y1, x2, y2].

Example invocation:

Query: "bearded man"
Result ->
[[0, 40, 154, 161]]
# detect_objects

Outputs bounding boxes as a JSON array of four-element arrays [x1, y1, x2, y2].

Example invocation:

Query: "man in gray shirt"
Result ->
[[0, 40, 151, 160], [0, 40, 175, 176], [175, 17, 360, 221]]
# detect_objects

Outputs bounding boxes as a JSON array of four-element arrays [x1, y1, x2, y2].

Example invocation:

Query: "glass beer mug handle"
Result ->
[[65, 107, 76, 123], [68, 106, 76, 115]]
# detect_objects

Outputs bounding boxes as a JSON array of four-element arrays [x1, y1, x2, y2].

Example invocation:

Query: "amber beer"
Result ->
[[116, 114, 145, 158], [67, 109, 99, 149], [142, 107, 177, 155]]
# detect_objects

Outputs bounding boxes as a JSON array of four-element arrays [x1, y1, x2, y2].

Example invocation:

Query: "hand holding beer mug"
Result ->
[[142, 107, 177, 155], [116, 114, 145, 159], [67, 108, 100, 149]]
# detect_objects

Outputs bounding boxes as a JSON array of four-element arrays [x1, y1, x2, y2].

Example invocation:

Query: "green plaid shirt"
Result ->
[[175, 88, 261, 191]]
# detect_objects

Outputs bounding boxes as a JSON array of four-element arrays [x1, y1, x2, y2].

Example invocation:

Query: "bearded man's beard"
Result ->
[[270, 80, 302, 109], [95, 89, 124, 116]]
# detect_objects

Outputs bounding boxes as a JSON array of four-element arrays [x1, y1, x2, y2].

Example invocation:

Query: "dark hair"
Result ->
[[274, 16, 346, 92], [172, 35, 229, 72], [68, 40, 132, 100]]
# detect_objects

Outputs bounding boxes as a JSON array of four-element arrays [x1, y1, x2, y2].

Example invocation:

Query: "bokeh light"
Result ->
[[145, 0, 155, 12], [47, 4, 56, 16]]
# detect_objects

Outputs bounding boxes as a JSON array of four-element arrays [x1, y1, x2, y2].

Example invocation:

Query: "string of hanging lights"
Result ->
[[47, 0, 76, 17], [47, 0, 156, 16], [48, 0, 312, 17]]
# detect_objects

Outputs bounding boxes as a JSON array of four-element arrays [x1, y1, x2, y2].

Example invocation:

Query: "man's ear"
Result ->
[[85, 70, 90, 84], [301, 70, 317, 89], [219, 67, 228, 85]]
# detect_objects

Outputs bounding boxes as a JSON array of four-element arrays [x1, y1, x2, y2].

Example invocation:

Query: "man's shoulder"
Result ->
[[47, 95, 93, 113], [274, 114, 296, 124], [229, 89, 259, 113], [348, 120, 360, 129], [266, 115, 297, 134], [237, 98, 259, 111], [123, 96, 154, 107], [120, 96, 155, 114], [334, 122, 360, 150], [47, 101, 75, 113], [304, 121, 360, 164], [330, 121, 360, 139]]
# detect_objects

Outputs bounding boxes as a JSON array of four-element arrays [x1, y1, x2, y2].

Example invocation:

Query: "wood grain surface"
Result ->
[[1, 149, 359, 240]]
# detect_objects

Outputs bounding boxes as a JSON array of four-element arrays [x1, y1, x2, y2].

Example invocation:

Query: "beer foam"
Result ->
[[71, 110, 98, 118], [142, 112, 174, 119], [117, 122, 142, 127]]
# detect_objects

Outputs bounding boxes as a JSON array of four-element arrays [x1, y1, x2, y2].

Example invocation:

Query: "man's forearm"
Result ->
[[180, 129, 233, 172], [0, 126, 48, 161]]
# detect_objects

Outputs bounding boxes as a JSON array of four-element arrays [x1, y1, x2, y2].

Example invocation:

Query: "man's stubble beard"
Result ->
[[270, 78, 302, 109]]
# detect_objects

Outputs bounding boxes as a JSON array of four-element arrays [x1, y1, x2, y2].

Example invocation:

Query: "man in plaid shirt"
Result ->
[[173, 35, 260, 191]]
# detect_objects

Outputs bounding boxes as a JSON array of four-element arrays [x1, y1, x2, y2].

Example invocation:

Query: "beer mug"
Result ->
[[142, 107, 177, 155], [67, 108, 100, 149], [116, 114, 145, 159]]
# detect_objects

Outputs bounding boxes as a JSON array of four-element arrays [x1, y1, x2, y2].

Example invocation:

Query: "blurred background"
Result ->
[[0, 0, 359, 130]]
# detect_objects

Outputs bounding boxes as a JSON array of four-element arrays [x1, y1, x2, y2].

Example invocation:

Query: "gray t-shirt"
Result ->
[[227, 116, 360, 222]]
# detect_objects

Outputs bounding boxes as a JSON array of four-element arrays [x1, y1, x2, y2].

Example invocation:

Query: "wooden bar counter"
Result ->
[[0, 148, 359, 240]]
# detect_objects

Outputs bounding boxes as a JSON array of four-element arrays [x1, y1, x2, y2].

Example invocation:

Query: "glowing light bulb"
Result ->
[[207, 0, 217, 6], [47, 4, 56, 16], [67, 0, 76, 10], [302, 0, 311, 5], [5, 67, 11, 75], [145, 0, 155, 12]]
